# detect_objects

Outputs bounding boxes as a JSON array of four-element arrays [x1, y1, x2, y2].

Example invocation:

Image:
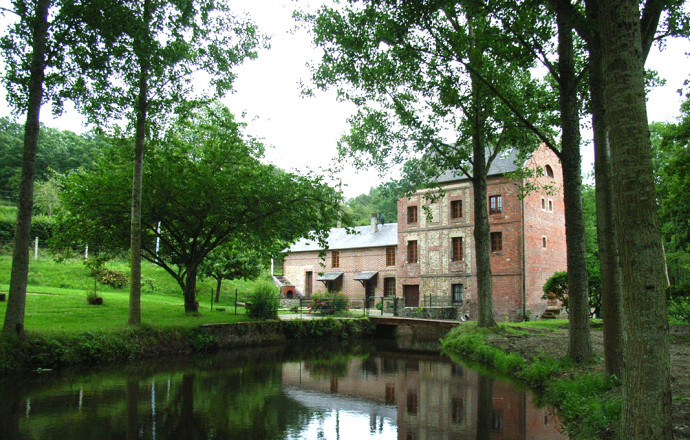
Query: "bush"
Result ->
[[542, 270, 601, 317], [0, 214, 54, 245], [667, 282, 690, 325], [96, 268, 128, 288], [245, 281, 279, 320], [86, 290, 103, 305], [309, 291, 349, 316]]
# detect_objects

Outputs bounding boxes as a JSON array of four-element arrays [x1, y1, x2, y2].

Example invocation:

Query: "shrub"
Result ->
[[97, 269, 128, 288], [309, 291, 349, 315], [245, 281, 279, 320], [667, 282, 690, 325], [86, 290, 103, 305], [542, 270, 601, 317]]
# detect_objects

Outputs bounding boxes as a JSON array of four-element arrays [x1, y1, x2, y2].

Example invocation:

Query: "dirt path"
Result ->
[[486, 325, 690, 438]]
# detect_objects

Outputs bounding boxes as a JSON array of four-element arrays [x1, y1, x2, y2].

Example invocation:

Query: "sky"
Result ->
[[0, 0, 689, 198]]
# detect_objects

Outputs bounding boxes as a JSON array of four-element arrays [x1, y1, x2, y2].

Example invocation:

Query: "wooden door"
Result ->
[[404, 285, 419, 307], [365, 280, 376, 306], [305, 271, 312, 297]]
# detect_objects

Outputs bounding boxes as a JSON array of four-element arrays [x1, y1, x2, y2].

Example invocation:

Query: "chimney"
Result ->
[[371, 213, 378, 233]]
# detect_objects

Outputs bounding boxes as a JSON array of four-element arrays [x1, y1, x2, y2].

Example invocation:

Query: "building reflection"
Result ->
[[281, 353, 568, 440]]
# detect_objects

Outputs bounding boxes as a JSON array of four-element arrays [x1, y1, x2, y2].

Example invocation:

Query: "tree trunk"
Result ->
[[126, 380, 139, 440], [2, 0, 50, 337], [215, 277, 222, 302], [476, 374, 493, 440], [468, 15, 495, 328], [128, 0, 151, 326], [473, 173, 495, 327], [586, 2, 624, 377], [183, 265, 199, 313], [598, 0, 672, 437], [556, 9, 592, 362]]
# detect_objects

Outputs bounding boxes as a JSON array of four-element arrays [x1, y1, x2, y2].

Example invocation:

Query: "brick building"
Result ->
[[282, 214, 398, 302], [282, 144, 566, 320]]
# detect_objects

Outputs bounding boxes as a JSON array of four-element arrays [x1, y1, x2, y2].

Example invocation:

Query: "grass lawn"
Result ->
[[0, 252, 262, 335]]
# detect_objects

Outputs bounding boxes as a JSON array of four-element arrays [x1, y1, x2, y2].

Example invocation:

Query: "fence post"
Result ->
[[234, 289, 238, 315], [210, 288, 213, 311], [34, 237, 38, 260]]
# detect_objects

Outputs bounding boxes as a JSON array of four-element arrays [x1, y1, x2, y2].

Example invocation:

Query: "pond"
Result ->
[[0, 341, 567, 439]]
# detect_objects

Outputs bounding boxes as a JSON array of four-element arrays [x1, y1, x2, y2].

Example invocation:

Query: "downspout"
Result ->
[[521, 180, 527, 321]]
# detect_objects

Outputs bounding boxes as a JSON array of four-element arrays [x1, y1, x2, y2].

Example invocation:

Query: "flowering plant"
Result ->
[[310, 291, 349, 315]]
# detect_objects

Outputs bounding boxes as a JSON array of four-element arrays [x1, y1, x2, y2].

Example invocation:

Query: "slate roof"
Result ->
[[286, 150, 520, 254], [287, 223, 398, 253], [435, 148, 520, 184]]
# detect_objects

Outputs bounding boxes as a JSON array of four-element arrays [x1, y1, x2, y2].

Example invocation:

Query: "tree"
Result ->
[[303, 0, 547, 327], [199, 242, 265, 303], [598, 0, 673, 437], [0, 118, 105, 197], [555, 0, 684, 381], [56, 105, 341, 313], [341, 182, 400, 226], [33, 175, 61, 216], [0, 0, 104, 336], [68, 0, 265, 325]]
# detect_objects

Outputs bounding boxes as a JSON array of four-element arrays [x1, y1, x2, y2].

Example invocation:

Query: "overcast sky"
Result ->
[[1, 0, 688, 198]]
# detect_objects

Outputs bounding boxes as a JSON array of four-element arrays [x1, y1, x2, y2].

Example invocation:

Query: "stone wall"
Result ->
[[398, 306, 459, 320]]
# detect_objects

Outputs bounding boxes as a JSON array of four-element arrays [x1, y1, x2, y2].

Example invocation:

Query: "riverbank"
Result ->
[[0, 318, 376, 374], [440, 322, 690, 439]]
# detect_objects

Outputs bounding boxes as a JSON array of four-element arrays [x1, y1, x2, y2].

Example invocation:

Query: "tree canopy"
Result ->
[[0, 117, 106, 199], [55, 104, 341, 312], [341, 183, 399, 226]]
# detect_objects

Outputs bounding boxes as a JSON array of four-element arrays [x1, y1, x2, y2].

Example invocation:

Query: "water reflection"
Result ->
[[0, 343, 567, 440]]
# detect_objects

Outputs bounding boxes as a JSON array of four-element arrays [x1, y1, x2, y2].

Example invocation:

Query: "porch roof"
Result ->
[[353, 271, 378, 281], [316, 272, 343, 282]]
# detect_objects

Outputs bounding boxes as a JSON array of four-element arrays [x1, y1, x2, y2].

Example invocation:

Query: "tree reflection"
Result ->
[[476, 374, 494, 440]]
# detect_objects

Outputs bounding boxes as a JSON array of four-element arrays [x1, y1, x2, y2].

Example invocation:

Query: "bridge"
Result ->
[[369, 316, 461, 331]]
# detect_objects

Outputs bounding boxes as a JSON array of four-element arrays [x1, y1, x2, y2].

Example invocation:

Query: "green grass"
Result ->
[[0, 252, 266, 335], [0, 253, 261, 298], [504, 319, 570, 330]]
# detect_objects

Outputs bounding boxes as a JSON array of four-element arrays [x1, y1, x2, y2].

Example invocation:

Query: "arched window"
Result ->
[[545, 165, 554, 178]]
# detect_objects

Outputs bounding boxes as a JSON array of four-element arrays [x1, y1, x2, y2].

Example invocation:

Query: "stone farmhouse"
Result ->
[[280, 144, 566, 321]]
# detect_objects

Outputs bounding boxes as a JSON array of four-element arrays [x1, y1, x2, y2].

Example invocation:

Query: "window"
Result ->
[[451, 398, 464, 424], [407, 240, 418, 263], [489, 195, 502, 214], [490, 232, 502, 252], [542, 236, 547, 248], [541, 197, 546, 210], [386, 246, 396, 266], [451, 237, 463, 261], [491, 410, 504, 433], [548, 199, 553, 211], [407, 205, 418, 224], [452, 284, 464, 303], [385, 383, 395, 404], [331, 250, 340, 268], [407, 391, 418, 414], [384, 277, 396, 297], [450, 200, 463, 219], [545, 164, 554, 178]]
